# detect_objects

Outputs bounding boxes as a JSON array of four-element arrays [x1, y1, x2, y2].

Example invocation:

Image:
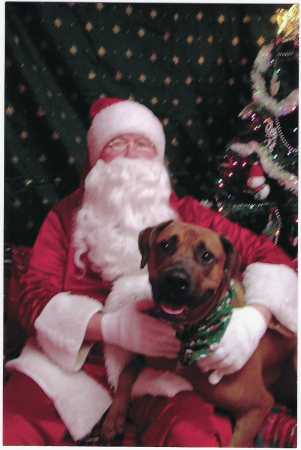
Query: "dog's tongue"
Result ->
[[161, 304, 185, 315]]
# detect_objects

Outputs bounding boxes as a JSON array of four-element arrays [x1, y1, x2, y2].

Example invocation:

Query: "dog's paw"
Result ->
[[115, 414, 127, 436], [100, 403, 128, 441], [100, 417, 118, 442]]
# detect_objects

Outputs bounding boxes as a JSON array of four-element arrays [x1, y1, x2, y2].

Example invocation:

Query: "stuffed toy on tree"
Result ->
[[215, 4, 299, 258]]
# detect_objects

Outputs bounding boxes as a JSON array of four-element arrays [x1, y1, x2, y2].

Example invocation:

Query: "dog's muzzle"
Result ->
[[150, 266, 218, 323], [151, 267, 193, 321], [162, 268, 190, 297]]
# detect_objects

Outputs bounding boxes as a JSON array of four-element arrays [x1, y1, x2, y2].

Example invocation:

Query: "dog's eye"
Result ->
[[157, 235, 178, 257], [159, 241, 172, 252], [157, 236, 177, 256], [201, 252, 214, 264]]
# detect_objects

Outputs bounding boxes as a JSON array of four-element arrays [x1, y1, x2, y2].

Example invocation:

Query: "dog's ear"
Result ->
[[138, 220, 174, 269], [220, 235, 241, 284]]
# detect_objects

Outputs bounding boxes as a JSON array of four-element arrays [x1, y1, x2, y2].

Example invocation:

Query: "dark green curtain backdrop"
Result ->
[[5, 2, 288, 247]]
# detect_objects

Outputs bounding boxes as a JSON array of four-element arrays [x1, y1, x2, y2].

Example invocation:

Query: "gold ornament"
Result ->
[[275, 4, 299, 43], [270, 73, 280, 97]]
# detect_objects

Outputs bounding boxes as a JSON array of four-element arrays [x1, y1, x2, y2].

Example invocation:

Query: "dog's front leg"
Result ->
[[101, 356, 145, 442]]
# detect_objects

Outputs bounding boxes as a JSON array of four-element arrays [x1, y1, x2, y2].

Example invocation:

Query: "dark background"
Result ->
[[5, 2, 291, 247]]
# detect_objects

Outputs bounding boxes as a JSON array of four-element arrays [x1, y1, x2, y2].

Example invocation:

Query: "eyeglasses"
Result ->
[[108, 138, 155, 153]]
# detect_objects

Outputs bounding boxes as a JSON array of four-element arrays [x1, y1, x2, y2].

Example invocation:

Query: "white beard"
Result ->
[[73, 157, 178, 281]]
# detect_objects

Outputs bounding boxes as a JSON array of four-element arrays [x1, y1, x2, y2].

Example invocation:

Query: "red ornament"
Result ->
[[246, 162, 270, 200]]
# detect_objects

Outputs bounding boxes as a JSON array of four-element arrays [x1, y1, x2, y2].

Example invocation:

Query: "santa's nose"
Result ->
[[125, 143, 138, 158]]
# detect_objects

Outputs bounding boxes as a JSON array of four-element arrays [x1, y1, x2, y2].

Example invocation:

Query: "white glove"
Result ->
[[101, 299, 181, 358], [197, 306, 267, 385]]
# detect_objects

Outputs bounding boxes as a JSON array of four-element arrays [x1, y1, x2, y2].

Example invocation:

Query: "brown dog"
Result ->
[[101, 220, 296, 447]]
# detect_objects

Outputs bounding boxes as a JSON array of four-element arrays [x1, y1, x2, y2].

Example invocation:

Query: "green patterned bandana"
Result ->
[[179, 281, 238, 366]]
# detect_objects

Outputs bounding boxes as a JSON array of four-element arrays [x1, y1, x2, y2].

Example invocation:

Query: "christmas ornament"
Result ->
[[263, 118, 277, 153], [232, 108, 298, 196], [270, 69, 281, 97], [275, 4, 299, 44], [220, 155, 249, 188], [275, 116, 298, 154], [246, 162, 270, 200], [250, 44, 299, 116], [263, 207, 282, 244], [231, 140, 298, 196]]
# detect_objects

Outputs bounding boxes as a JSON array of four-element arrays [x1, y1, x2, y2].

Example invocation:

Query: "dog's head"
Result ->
[[139, 220, 240, 324]]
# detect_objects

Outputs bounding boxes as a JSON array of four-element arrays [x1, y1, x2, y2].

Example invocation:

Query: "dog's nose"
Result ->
[[161, 268, 191, 299]]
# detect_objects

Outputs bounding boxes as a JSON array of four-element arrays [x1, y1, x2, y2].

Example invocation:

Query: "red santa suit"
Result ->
[[4, 98, 297, 445], [5, 188, 297, 441]]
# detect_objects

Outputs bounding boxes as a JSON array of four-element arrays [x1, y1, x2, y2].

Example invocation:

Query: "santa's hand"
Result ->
[[197, 306, 267, 384], [101, 299, 181, 358]]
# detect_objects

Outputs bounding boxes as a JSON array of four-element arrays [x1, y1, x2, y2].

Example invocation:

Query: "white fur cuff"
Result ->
[[132, 368, 193, 398], [6, 338, 112, 441], [35, 292, 103, 372], [243, 263, 298, 333]]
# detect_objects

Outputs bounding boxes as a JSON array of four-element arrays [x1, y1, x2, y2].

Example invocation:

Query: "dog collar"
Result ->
[[179, 281, 238, 366]]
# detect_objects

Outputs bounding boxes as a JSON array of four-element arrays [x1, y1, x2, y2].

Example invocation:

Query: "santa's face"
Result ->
[[100, 133, 157, 163]]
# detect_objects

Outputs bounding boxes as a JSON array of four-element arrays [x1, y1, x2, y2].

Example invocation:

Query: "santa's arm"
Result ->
[[18, 195, 180, 373], [205, 212, 297, 334], [18, 196, 104, 373]]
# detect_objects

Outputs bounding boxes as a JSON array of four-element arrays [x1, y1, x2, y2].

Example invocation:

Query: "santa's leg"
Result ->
[[129, 391, 233, 447], [3, 371, 75, 446]]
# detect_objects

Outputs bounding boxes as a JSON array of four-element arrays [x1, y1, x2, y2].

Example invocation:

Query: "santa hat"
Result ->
[[248, 162, 265, 179], [87, 97, 166, 167]]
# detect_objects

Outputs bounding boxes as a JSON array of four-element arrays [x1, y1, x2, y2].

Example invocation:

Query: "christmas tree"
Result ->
[[215, 4, 299, 259]]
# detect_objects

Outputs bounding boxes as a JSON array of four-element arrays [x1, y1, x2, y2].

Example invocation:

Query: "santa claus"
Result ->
[[4, 97, 297, 446]]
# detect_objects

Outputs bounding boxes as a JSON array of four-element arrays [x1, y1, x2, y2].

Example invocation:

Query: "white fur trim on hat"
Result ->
[[87, 100, 166, 167]]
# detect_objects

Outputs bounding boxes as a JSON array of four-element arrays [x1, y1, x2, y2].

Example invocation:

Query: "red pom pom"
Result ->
[[89, 97, 124, 120]]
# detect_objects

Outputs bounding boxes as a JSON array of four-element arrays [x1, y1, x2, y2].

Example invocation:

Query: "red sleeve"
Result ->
[[170, 192, 295, 273], [18, 191, 82, 336]]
